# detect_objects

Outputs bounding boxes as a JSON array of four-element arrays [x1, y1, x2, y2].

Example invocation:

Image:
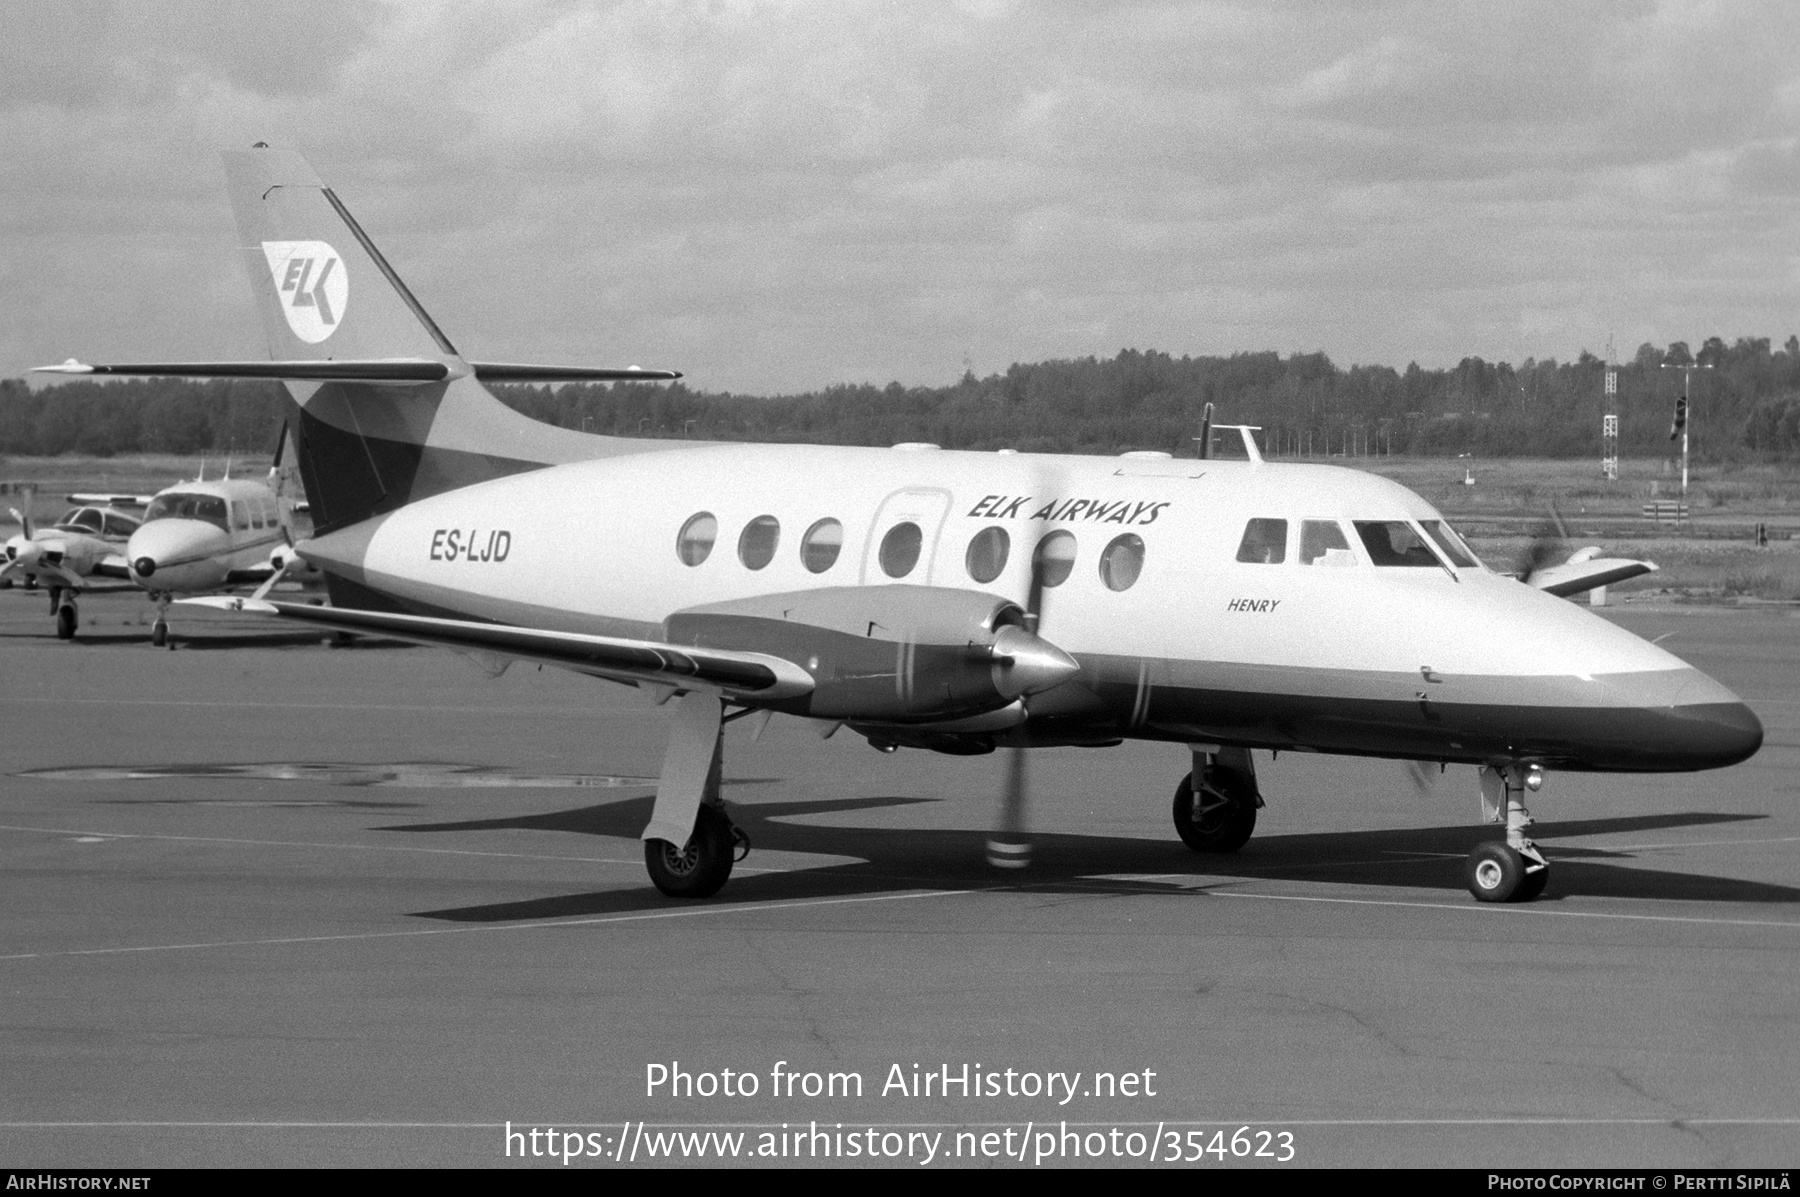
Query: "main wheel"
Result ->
[[151, 621, 168, 647], [55, 602, 77, 640], [644, 804, 736, 898], [1465, 842, 1535, 902], [1172, 772, 1256, 853]]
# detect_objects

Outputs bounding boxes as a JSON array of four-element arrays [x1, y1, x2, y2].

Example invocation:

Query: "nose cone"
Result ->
[[990, 625, 1082, 699], [126, 521, 228, 590], [1646, 695, 1763, 771]]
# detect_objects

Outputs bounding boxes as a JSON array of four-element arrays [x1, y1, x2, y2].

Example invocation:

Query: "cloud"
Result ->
[[2, 0, 1798, 392]]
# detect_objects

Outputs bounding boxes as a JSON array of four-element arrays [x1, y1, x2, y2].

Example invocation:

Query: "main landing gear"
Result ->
[[1465, 764, 1549, 903], [641, 692, 751, 898], [50, 587, 78, 640], [1172, 746, 1263, 853]]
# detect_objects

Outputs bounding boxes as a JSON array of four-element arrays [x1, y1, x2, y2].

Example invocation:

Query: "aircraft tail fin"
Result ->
[[222, 146, 456, 364], [209, 144, 677, 547]]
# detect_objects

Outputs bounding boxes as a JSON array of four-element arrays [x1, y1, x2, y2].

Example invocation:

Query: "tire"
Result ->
[[1172, 772, 1256, 853], [55, 602, 77, 640], [1514, 861, 1550, 902], [1465, 842, 1526, 902], [644, 804, 736, 898], [151, 622, 167, 647]]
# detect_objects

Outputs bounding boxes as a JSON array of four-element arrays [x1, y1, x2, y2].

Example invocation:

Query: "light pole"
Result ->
[[1660, 359, 1713, 499]]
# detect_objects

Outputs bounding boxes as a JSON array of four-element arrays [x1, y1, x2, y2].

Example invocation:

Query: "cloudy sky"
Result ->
[[3, 0, 1797, 394]]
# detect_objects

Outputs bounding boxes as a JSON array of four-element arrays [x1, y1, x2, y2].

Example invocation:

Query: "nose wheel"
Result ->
[[1466, 764, 1549, 902]]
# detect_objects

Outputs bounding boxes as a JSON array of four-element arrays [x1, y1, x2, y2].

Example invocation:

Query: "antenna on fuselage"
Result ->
[[1195, 402, 1214, 459]]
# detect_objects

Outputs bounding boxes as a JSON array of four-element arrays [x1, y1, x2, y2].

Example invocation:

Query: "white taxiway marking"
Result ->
[[0, 888, 974, 963], [0, 823, 805, 874], [1212, 890, 1800, 929], [1581, 834, 1800, 852]]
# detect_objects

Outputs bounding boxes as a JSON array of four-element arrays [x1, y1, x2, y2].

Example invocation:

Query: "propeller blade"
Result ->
[[1514, 500, 1567, 585], [988, 535, 1057, 870], [9, 507, 30, 540], [987, 742, 1030, 870]]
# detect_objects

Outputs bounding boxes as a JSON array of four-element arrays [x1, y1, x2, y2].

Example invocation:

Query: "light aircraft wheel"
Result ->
[[0, 576, 10, 590], [151, 621, 168, 647], [1172, 772, 1256, 853], [24, 576, 37, 591], [1464, 842, 1536, 902], [55, 601, 77, 640], [644, 804, 735, 899]]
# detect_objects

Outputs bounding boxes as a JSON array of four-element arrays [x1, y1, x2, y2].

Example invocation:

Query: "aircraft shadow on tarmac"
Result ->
[[386, 796, 1800, 923]]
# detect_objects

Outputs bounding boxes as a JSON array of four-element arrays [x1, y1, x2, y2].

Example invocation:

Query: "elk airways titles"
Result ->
[[429, 528, 512, 563], [966, 495, 1172, 524]]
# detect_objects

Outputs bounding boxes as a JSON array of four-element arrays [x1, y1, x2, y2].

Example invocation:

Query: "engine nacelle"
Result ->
[[664, 585, 1079, 722]]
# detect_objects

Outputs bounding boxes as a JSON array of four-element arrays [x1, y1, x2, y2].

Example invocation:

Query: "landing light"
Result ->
[[1525, 765, 1544, 792]]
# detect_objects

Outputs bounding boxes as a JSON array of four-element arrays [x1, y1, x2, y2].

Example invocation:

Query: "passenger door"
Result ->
[[861, 488, 953, 585]]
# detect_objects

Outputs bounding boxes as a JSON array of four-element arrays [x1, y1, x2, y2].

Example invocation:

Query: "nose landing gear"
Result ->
[[1466, 764, 1548, 902]]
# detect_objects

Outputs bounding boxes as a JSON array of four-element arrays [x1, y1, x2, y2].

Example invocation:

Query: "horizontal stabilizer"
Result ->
[[177, 597, 814, 700], [470, 363, 682, 383], [34, 359, 451, 384]]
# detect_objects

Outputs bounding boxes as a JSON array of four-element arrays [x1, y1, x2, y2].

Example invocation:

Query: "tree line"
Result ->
[[6, 336, 1800, 460]]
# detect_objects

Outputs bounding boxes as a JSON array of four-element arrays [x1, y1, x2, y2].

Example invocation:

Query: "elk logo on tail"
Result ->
[[260, 240, 348, 343]]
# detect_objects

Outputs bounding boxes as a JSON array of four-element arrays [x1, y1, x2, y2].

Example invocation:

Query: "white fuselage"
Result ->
[[301, 443, 1760, 772]]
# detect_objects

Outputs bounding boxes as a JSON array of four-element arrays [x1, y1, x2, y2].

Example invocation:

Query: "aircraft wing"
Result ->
[[177, 597, 814, 701], [1525, 553, 1657, 598], [67, 493, 156, 508]]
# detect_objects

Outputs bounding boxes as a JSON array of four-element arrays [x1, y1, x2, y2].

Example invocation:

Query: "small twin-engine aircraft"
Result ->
[[1, 467, 307, 643], [40, 146, 1762, 903], [3, 496, 145, 636]]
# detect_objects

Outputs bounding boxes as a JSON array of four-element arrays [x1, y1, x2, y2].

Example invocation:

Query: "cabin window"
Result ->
[[965, 526, 1010, 584], [738, 515, 780, 570], [800, 518, 843, 573], [231, 501, 250, 530], [1235, 518, 1287, 564], [1099, 533, 1145, 591], [676, 512, 717, 566], [1033, 530, 1077, 588], [1298, 519, 1355, 566], [1353, 520, 1439, 567], [879, 521, 923, 578], [66, 508, 104, 532], [102, 513, 139, 537], [1420, 519, 1480, 568]]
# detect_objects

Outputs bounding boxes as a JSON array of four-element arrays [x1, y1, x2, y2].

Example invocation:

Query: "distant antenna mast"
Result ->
[[1602, 335, 1619, 481]]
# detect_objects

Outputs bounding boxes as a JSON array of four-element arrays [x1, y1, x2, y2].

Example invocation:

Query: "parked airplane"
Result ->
[[1, 471, 306, 642], [41, 146, 1762, 904], [2, 497, 145, 636]]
